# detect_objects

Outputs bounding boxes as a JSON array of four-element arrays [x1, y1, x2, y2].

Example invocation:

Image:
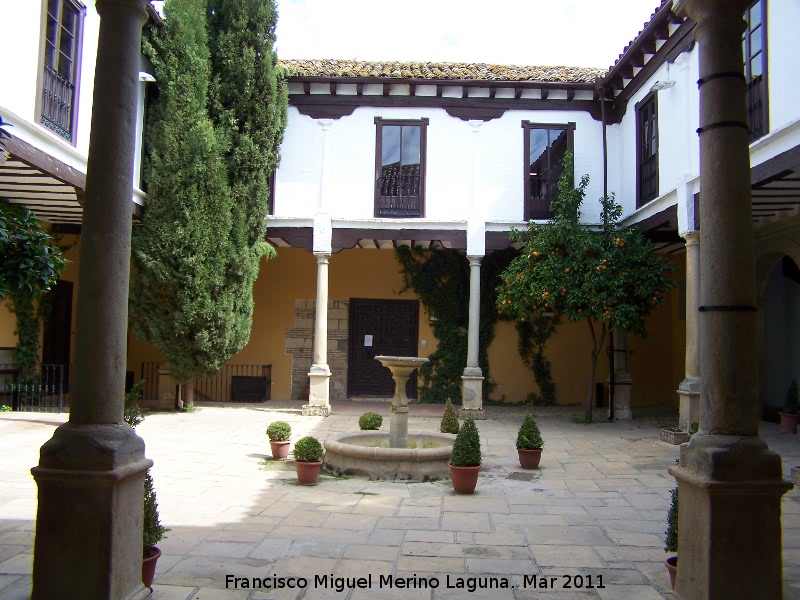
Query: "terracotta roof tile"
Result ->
[[280, 59, 606, 84]]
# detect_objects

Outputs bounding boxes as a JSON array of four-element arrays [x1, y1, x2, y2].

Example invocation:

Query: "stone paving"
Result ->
[[1, 401, 799, 599]]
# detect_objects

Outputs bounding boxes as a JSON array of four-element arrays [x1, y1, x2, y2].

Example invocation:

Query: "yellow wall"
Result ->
[[125, 244, 687, 407], [0, 301, 16, 350]]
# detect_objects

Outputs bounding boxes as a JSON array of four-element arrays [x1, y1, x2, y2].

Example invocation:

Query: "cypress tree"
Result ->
[[131, 0, 234, 407], [207, 0, 288, 353]]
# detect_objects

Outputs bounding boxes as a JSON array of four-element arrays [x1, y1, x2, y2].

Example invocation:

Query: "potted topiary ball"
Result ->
[[358, 412, 383, 430], [266, 421, 292, 460], [779, 380, 800, 434], [293, 436, 324, 484], [440, 398, 460, 434], [142, 471, 170, 590], [448, 416, 481, 494], [516, 412, 544, 469], [664, 486, 679, 589]]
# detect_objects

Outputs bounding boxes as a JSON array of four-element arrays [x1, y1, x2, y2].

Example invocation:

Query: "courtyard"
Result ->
[[1, 401, 799, 599]]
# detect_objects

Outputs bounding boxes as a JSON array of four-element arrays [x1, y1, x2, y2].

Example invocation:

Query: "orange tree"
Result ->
[[497, 155, 675, 421]]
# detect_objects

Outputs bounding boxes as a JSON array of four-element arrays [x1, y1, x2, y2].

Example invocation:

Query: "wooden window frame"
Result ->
[[636, 91, 659, 208], [522, 121, 575, 220], [36, 0, 85, 145], [374, 117, 428, 218], [743, 0, 768, 142]]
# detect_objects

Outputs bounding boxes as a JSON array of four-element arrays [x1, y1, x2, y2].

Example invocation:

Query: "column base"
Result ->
[[668, 434, 792, 600], [304, 364, 331, 416], [32, 423, 152, 600], [611, 373, 633, 420], [461, 369, 484, 416], [677, 378, 701, 431]]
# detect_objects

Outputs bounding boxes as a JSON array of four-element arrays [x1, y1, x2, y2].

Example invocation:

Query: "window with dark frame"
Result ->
[[374, 117, 427, 218], [39, 0, 85, 143], [743, 0, 767, 141], [636, 92, 659, 207], [522, 122, 574, 220]]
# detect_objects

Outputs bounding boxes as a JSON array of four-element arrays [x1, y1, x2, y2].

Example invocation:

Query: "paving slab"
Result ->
[[2, 401, 800, 599]]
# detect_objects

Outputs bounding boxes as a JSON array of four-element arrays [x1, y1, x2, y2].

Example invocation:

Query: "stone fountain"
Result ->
[[323, 356, 455, 481]]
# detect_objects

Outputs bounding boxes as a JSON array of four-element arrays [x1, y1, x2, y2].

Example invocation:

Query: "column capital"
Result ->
[[314, 251, 331, 263], [468, 120, 483, 131], [317, 118, 334, 131], [95, 0, 149, 21], [673, 0, 751, 24], [467, 255, 483, 266], [681, 229, 701, 246]]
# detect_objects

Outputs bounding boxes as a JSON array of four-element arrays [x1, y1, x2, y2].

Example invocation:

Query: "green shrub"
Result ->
[[0, 404, 11, 412], [358, 412, 383, 430], [123, 379, 146, 429], [516, 412, 544, 449], [143, 472, 169, 554], [266, 421, 291, 441], [294, 436, 324, 462], [449, 416, 481, 467], [784, 380, 800, 414], [440, 398, 460, 434], [665, 486, 678, 553]]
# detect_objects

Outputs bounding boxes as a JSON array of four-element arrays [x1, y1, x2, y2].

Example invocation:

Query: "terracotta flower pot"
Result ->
[[778, 412, 800, 434], [142, 546, 161, 590], [517, 448, 543, 469], [449, 464, 481, 494], [665, 555, 677, 590], [295, 460, 322, 485], [270, 440, 291, 460]]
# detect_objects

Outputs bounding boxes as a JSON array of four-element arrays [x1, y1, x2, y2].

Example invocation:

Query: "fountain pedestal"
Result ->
[[375, 356, 429, 449]]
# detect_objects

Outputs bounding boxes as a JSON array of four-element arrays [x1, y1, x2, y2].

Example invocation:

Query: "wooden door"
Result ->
[[41, 280, 73, 390], [348, 299, 419, 398]]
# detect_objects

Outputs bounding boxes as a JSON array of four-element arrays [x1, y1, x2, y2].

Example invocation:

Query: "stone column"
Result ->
[[677, 230, 701, 431], [304, 252, 332, 416], [610, 330, 633, 421], [460, 255, 485, 419], [670, 2, 791, 599], [31, 1, 152, 599]]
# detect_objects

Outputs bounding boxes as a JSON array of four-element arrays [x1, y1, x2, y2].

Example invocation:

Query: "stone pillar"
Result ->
[[669, 2, 791, 599], [678, 230, 701, 431], [460, 255, 485, 419], [304, 252, 332, 416], [31, 1, 152, 599], [610, 330, 633, 421]]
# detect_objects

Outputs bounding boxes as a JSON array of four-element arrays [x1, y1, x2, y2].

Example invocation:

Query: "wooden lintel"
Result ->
[[3, 134, 86, 191]]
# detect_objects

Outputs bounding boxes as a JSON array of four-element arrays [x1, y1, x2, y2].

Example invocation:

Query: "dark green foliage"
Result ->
[[143, 472, 170, 552], [516, 317, 559, 405], [133, 0, 287, 397], [450, 416, 481, 467], [497, 153, 676, 421], [266, 420, 291, 441], [395, 246, 515, 404], [440, 398, 460, 434], [784, 380, 800, 414], [516, 412, 544, 449], [665, 486, 678, 553], [133, 0, 234, 388], [358, 412, 383, 430], [0, 205, 66, 380], [124, 379, 146, 429], [207, 0, 287, 348], [293, 436, 324, 462]]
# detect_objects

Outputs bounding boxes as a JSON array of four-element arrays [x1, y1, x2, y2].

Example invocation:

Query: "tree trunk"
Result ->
[[584, 319, 607, 422], [183, 378, 194, 409], [175, 382, 183, 411]]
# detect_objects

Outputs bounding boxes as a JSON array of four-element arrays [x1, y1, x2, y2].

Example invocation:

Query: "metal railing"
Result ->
[[139, 362, 272, 402], [40, 64, 75, 142], [0, 364, 65, 412]]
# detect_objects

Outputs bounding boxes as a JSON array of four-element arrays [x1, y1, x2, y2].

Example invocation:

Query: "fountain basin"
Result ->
[[323, 432, 454, 481]]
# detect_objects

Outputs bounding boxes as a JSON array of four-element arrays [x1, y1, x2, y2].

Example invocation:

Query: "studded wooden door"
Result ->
[[348, 299, 419, 398]]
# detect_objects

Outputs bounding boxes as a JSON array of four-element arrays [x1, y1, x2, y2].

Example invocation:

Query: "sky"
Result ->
[[274, 0, 664, 69]]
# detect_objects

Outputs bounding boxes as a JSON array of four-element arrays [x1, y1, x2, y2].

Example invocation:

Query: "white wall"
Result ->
[[0, 0, 99, 158], [274, 105, 605, 225], [766, 0, 800, 134]]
